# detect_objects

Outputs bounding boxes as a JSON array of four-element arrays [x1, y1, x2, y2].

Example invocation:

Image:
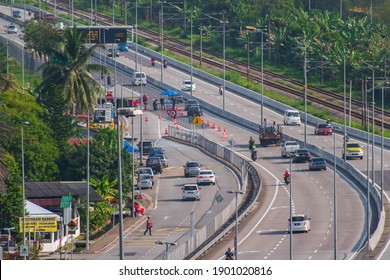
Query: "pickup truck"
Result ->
[[281, 141, 300, 158]]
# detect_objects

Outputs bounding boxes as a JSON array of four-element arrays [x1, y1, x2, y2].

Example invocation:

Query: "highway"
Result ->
[[0, 6, 389, 260]]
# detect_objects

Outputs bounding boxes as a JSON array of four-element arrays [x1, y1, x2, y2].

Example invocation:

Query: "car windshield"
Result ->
[[185, 185, 197, 190], [200, 171, 212, 175], [188, 100, 198, 105], [318, 124, 328, 128], [135, 73, 145, 78], [347, 143, 360, 148], [184, 81, 193, 85], [297, 149, 308, 153], [292, 216, 305, 222], [140, 174, 150, 179], [187, 162, 199, 167], [287, 112, 299, 117], [312, 158, 325, 163], [286, 142, 298, 146]]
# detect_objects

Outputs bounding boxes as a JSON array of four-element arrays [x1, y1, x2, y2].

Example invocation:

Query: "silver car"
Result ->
[[182, 184, 201, 201], [137, 174, 153, 189], [288, 214, 311, 233]]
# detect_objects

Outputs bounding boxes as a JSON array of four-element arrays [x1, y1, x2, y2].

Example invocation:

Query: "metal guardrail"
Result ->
[[159, 126, 262, 260]]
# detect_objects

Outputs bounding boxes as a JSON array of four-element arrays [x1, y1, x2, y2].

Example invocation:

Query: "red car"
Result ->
[[314, 123, 333, 135]]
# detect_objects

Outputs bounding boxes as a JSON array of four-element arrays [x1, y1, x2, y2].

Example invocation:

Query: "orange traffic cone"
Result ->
[[175, 124, 179, 129], [181, 109, 185, 116], [222, 128, 226, 141], [212, 123, 216, 129], [218, 125, 221, 132], [165, 128, 168, 135], [207, 120, 210, 127], [145, 115, 148, 122], [201, 117, 204, 124], [159, 113, 162, 120], [174, 118, 177, 125]]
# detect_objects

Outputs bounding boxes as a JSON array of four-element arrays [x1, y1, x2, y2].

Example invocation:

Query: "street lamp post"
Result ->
[[117, 108, 142, 259], [160, 3, 164, 82], [303, 41, 308, 144], [333, 125, 341, 259], [21, 121, 29, 260], [227, 190, 243, 260], [190, 10, 193, 96], [220, 12, 228, 111], [155, 240, 177, 260], [288, 156, 293, 260]]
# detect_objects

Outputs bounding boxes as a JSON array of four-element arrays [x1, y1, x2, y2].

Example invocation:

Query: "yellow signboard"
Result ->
[[192, 116, 202, 127], [19, 216, 58, 233]]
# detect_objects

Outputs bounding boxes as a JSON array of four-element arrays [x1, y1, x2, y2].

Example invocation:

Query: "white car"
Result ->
[[155, 153, 168, 168], [288, 214, 311, 233], [182, 184, 201, 201], [181, 80, 196, 92], [137, 174, 153, 189], [196, 170, 216, 185], [137, 167, 154, 185], [7, 25, 17, 34]]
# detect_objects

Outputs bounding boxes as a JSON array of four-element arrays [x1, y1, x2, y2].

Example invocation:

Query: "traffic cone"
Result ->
[[181, 109, 185, 116], [212, 123, 216, 129], [207, 120, 210, 127], [175, 123, 179, 129], [174, 118, 177, 125], [145, 115, 148, 122], [159, 113, 162, 120], [218, 125, 221, 132], [201, 117, 204, 124], [175, 106, 178, 111], [165, 128, 168, 135]]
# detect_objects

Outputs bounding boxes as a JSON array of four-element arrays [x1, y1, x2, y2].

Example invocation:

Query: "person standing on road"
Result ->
[[160, 97, 165, 110], [144, 216, 153, 235]]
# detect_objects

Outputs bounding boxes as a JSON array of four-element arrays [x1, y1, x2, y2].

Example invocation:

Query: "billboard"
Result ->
[[19, 216, 58, 233], [77, 26, 128, 44]]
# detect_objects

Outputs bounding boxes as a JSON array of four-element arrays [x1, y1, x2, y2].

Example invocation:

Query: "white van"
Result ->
[[132, 71, 147, 86], [284, 109, 301, 126]]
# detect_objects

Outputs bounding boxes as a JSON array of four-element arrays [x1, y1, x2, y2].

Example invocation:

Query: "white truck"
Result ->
[[281, 140, 300, 158]]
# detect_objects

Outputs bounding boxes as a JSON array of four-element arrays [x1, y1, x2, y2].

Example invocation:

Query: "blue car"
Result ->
[[117, 44, 129, 52]]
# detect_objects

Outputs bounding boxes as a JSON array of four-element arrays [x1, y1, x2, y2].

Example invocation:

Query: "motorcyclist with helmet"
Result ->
[[219, 85, 223, 95], [153, 99, 158, 111], [248, 136, 255, 151], [225, 248, 233, 260], [151, 56, 156, 66], [163, 59, 168, 68], [284, 169, 291, 185]]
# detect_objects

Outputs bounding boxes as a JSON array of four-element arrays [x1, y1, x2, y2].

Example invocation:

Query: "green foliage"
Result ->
[[0, 155, 23, 243], [59, 129, 134, 193], [1, 91, 60, 182]]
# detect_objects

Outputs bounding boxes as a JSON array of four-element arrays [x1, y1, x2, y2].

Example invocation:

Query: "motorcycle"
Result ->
[[284, 175, 291, 185], [344, 135, 350, 142], [151, 57, 156, 67], [251, 151, 257, 161], [163, 60, 168, 68], [225, 255, 233, 260], [219, 86, 223, 95], [153, 100, 158, 111]]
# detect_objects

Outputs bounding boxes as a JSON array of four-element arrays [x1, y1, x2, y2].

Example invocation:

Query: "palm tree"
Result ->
[[35, 25, 110, 112]]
